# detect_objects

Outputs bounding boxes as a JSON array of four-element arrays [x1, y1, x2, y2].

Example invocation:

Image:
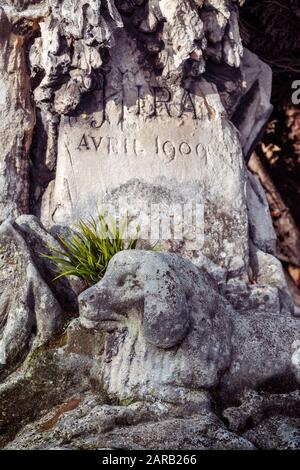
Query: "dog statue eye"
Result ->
[[117, 273, 132, 287], [116, 274, 128, 287], [116, 274, 140, 288]]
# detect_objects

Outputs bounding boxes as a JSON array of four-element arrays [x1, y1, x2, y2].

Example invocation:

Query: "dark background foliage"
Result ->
[[240, 1, 300, 303]]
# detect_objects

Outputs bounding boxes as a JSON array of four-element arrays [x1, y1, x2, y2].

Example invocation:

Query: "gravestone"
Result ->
[[0, 1, 274, 277], [41, 26, 248, 275]]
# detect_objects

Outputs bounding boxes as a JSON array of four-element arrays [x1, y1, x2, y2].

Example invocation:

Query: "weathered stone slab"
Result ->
[[5, 396, 255, 450], [42, 30, 248, 274]]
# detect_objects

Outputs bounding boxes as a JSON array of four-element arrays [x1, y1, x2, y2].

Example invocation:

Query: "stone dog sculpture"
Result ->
[[79, 250, 231, 401], [79, 250, 300, 405], [79, 250, 233, 405]]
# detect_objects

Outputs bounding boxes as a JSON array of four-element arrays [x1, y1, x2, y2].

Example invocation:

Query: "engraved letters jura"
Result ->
[[93, 83, 202, 126], [76, 82, 207, 162]]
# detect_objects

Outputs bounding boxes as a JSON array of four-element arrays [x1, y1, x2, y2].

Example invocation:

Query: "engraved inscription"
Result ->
[[89, 79, 207, 128], [156, 136, 198, 163], [77, 134, 140, 156], [76, 133, 205, 164], [151, 86, 172, 118]]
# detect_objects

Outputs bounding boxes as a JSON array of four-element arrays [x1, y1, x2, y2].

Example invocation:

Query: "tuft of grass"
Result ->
[[42, 214, 140, 286]]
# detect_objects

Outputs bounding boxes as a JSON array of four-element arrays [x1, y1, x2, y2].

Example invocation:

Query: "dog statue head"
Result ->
[[79, 250, 233, 404]]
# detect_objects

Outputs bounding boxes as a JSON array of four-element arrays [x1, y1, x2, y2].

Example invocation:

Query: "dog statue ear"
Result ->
[[143, 269, 190, 349]]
